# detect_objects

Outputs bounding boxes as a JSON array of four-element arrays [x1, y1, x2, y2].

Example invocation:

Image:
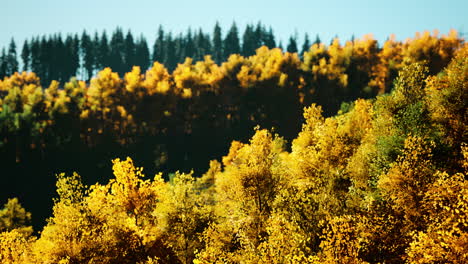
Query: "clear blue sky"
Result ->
[[1, 0, 467, 51]]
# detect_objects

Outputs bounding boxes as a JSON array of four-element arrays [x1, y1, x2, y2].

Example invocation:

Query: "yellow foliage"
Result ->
[[236, 47, 301, 88], [0, 198, 33, 236], [0, 229, 35, 264], [87, 67, 122, 114], [125, 66, 144, 93], [0, 72, 41, 91], [173, 56, 222, 97], [407, 172, 468, 263], [378, 136, 435, 226], [143, 62, 171, 95]]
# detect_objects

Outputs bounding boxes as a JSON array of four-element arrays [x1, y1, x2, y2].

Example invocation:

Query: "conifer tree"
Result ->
[[152, 25, 165, 64], [184, 28, 195, 60], [81, 30, 95, 81], [263, 27, 276, 49], [194, 29, 211, 62], [64, 35, 80, 80], [163, 32, 177, 71], [301, 33, 311, 58], [21, 40, 30, 72], [212, 22, 223, 64], [242, 24, 256, 57], [30, 37, 41, 79], [97, 31, 110, 69], [124, 30, 135, 71], [224, 22, 240, 60], [0, 48, 6, 78], [314, 34, 321, 45], [287, 35, 298, 53], [6, 39, 19, 76], [135, 35, 150, 71]]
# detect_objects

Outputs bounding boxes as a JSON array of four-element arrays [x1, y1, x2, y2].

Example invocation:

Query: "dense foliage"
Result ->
[[0, 30, 466, 263]]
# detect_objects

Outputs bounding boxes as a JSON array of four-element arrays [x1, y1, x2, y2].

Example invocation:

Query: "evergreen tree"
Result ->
[[163, 33, 177, 71], [194, 29, 211, 62], [174, 34, 185, 64], [223, 22, 240, 60], [21, 40, 30, 72], [286, 35, 298, 53], [124, 30, 136, 71], [97, 31, 110, 69], [242, 24, 256, 57], [109, 27, 125, 76], [254, 22, 264, 49], [91, 32, 101, 71], [53, 34, 66, 82], [263, 27, 276, 49], [40, 36, 51, 84], [64, 34, 79, 80], [81, 30, 95, 80], [135, 35, 150, 71], [212, 22, 223, 64], [6, 39, 19, 76], [152, 26, 165, 64], [30, 37, 41, 78], [314, 34, 321, 45], [0, 48, 6, 78], [301, 33, 311, 58], [184, 28, 195, 60], [72, 34, 81, 77]]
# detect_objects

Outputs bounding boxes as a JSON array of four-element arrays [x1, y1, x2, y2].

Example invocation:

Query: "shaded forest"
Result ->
[[0, 26, 467, 263]]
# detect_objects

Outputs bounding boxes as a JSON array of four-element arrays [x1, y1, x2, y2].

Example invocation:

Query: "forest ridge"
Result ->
[[0, 27, 467, 263]]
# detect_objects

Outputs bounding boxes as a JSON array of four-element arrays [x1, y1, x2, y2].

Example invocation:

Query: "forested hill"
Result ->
[[0, 29, 465, 241], [1, 41, 467, 263]]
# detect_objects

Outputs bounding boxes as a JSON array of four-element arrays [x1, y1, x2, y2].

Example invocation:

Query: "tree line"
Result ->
[[0, 22, 317, 85], [0, 43, 466, 263]]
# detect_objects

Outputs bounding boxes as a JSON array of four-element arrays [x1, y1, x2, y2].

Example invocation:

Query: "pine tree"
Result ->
[[263, 27, 276, 49], [212, 22, 223, 64], [194, 29, 211, 62], [152, 26, 165, 64], [109, 27, 125, 76], [91, 32, 101, 71], [223, 22, 240, 60], [30, 37, 41, 78], [184, 28, 195, 60], [64, 34, 79, 80], [21, 40, 30, 72], [242, 24, 256, 57], [97, 31, 110, 69], [39, 36, 50, 84], [163, 33, 177, 71], [174, 34, 185, 64], [286, 35, 298, 53], [124, 30, 136, 71], [81, 30, 95, 81], [254, 22, 264, 49], [53, 34, 66, 82], [72, 34, 81, 77], [314, 34, 321, 45], [6, 38, 19, 76], [0, 48, 7, 78], [135, 35, 150, 71], [301, 33, 311, 58]]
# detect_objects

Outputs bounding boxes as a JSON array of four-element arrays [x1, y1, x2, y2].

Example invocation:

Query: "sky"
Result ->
[[0, 0, 467, 52]]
